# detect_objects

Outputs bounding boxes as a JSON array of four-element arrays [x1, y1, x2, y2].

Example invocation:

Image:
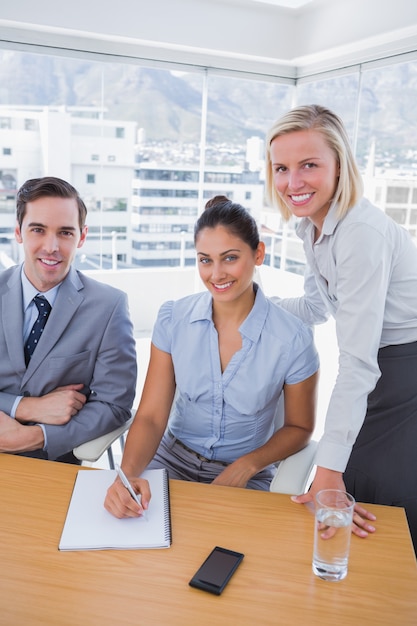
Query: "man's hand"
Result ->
[[15, 384, 88, 425], [0, 411, 44, 452]]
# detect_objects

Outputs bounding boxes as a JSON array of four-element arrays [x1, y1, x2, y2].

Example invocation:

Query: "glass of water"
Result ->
[[312, 489, 355, 582]]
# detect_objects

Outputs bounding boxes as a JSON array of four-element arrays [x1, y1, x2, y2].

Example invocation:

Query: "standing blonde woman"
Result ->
[[266, 104, 417, 552]]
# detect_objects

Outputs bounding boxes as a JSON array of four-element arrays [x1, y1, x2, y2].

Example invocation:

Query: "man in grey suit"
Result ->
[[0, 176, 137, 463]]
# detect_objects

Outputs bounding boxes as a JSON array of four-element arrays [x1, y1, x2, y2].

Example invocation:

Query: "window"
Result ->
[[0, 45, 416, 272], [295, 61, 417, 246], [203, 190, 233, 199], [386, 187, 409, 203], [103, 198, 127, 211], [386, 208, 407, 223], [137, 206, 198, 216], [88, 226, 127, 234], [24, 118, 38, 131], [297, 73, 360, 148], [138, 169, 200, 182], [0, 170, 17, 191], [139, 189, 199, 198], [84, 197, 101, 211]]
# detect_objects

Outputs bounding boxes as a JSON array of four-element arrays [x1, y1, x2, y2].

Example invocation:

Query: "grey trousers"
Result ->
[[146, 431, 275, 491]]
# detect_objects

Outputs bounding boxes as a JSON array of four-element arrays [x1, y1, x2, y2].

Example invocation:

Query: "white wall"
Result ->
[[84, 266, 197, 335], [259, 264, 338, 440]]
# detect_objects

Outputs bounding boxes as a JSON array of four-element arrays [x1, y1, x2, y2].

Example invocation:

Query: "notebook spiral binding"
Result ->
[[163, 468, 173, 544]]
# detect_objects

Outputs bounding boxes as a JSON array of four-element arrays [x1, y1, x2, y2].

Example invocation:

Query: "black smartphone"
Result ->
[[189, 546, 244, 595]]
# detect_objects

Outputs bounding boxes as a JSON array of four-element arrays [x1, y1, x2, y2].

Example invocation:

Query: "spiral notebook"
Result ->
[[59, 468, 171, 551]]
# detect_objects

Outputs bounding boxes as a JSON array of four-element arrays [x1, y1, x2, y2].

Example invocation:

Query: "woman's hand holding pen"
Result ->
[[104, 471, 151, 519]]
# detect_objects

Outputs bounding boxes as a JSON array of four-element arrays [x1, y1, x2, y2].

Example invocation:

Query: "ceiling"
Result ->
[[244, 0, 314, 7], [1, 0, 417, 79]]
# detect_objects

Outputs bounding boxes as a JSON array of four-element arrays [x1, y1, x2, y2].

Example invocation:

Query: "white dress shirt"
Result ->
[[11, 268, 62, 450]]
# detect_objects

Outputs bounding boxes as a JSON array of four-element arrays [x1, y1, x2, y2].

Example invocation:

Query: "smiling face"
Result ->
[[15, 196, 87, 292], [196, 225, 264, 305], [270, 128, 340, 232]]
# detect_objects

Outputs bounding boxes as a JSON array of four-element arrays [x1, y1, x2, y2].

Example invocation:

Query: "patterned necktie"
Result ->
[[24, 295, 52, 365]]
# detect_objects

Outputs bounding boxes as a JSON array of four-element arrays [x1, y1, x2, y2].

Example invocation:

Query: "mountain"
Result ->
[[0, 50, 289, 142], [1, 49, 417, 169]]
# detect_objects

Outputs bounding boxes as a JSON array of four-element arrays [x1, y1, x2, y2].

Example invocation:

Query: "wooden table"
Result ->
[[1, 454, 416, 626]]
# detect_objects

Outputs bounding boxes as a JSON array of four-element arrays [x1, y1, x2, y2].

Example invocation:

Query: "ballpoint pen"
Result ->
[[116, 464, 148, 520]]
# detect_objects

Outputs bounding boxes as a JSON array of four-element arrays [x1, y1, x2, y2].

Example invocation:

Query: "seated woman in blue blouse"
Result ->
[[104, 196, 319, 518]]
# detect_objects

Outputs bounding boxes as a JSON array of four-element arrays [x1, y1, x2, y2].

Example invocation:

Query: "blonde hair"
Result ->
[[265, 104, 363, 221]]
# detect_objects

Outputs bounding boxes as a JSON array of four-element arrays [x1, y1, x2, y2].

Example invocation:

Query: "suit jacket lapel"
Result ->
[[3, 266, 26, 374]]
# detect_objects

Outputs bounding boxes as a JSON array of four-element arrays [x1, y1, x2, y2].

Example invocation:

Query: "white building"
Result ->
[[365, 174, 417, 242], [0, 105, 137, 266], [131, 162, 265, 267]]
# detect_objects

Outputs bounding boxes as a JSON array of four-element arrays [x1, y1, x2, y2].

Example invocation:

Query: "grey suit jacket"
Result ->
[[0, 264, 137, 460]]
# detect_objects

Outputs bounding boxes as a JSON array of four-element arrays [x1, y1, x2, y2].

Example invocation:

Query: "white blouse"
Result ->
[[278, 197, 417, 472]]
